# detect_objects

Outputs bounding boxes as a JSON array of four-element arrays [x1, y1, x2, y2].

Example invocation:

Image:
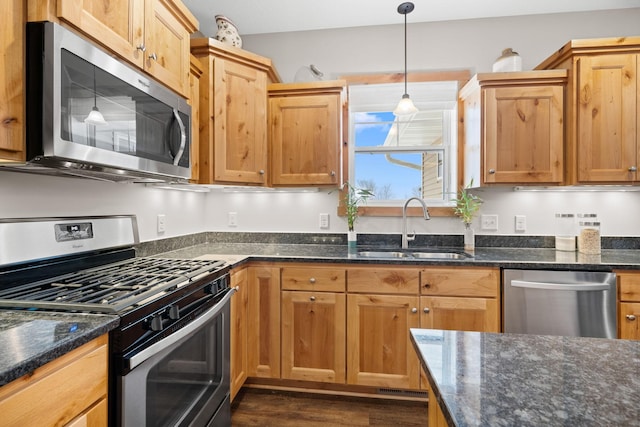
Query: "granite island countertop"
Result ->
[[155, 242, 640, 271], [410, 328, 640, 426], [0, 311, 119, 386]]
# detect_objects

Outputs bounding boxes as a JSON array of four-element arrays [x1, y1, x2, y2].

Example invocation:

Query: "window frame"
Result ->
[[338, 70, 471, 218]]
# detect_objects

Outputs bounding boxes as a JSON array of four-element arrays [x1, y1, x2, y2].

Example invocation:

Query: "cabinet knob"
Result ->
[[136, 44, 146, 52], [309, 277, 316, 284], [488, 169, 496, 174], [423, 283, 431, 289], [629, 166, 638, 172], [259, 169, 265, 175], [234, 286, 240, 291], [627, 314, 637, 321], [423, 307, 430, 313], [148, 53, 157, 61], [310, 296, 316, 302], [330, 170, 336, 176], [411, 307, 418, 313]]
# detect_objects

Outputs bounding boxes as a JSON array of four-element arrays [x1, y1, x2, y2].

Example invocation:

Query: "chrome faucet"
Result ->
[[402, 197, 430, 249]]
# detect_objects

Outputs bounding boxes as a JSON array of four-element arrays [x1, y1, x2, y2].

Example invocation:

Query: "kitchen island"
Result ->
[[410, 328, 640, 426]]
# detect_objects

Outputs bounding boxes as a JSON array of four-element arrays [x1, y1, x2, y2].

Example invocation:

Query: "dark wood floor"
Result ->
[[231, 388, 428, 426]]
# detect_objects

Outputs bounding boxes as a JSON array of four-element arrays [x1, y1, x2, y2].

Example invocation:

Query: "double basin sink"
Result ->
[[357, 249, 471, 260]]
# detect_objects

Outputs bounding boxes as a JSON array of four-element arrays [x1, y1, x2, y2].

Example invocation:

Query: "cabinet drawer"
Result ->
[[347, 267, 420, 294], [282, 267, 346, 292], [0, 334, 108, 427], [618, 272, 640, 302], [421, 267, 499, 297]]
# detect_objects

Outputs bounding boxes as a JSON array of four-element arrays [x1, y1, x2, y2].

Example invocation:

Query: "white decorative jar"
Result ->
[[214, 15, 242, 48], [492, 48, 522, 72]]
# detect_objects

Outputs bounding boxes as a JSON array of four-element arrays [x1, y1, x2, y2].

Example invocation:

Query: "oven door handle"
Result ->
[[511, 280, 611, 292], [127, 288, 236, 370]]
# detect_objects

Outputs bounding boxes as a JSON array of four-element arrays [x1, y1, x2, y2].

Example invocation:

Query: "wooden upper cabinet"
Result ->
[[0, 0, 25, 162], [188, 54, 203, 182], [461, 71, 567, 186], [191, 38, 279, 185], [35, 0, 197, 97], [536, 36, 640, 185], [268, 81, 345, 186], [576, 54, 638, 182]]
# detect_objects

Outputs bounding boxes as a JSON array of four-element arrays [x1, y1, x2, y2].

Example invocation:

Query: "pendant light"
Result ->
[[85, 65, 107, 126], [393, 2, 418, 117]]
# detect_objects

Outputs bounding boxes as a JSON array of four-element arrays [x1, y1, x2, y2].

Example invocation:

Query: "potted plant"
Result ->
[[343, 182, 373, 248], [452, 179, 483, 251]]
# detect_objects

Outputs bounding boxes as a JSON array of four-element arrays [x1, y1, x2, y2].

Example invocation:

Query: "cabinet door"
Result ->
[[420, 296, 499, 332], [143, 0, 190, 97], [620, 303, 640, 340], [0, 0, 24, 162], [57, 0, 145, 68], [281, 291, 345, 383], [270, 93, 340, 186], [66, 398, 107, 427], [484, 85, 563, 184], [212, 59, 268, 184], [230, 268, 248, 401], [577, 54, 638, 182], [346, 294, 420, 389], [247, 266, 280, 378]]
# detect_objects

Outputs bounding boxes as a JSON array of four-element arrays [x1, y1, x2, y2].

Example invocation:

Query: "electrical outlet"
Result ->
[[480, 214, 498, 231], [319, 213, 330, 229], [515, 215, 526, 232], [157, 214, 166, 233], [228, 212, 238, 227]]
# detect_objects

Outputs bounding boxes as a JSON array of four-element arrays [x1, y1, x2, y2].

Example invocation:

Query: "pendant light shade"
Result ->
[[85, 66, 107, 126], [393, 2, 418, 117]]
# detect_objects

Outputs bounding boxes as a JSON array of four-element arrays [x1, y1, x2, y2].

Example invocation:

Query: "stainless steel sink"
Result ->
[[357, 251, 410, 258], [357, 250, 469, 260], [411, 252, 468, 260]]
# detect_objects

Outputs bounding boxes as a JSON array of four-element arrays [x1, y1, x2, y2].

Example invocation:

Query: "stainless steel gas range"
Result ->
[[0, 216, 233, 427]]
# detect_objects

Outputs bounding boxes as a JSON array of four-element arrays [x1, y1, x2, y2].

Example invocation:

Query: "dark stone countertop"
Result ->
[[0, 311, 119, 386], [410, 328, 640, 426], [155, 242, 640, 271]]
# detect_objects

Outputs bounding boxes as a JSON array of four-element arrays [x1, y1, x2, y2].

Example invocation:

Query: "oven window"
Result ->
[[145, 317, 223, 426]]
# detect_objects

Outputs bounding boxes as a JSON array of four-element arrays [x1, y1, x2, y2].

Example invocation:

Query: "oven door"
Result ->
[[119, 291, 232, 427]]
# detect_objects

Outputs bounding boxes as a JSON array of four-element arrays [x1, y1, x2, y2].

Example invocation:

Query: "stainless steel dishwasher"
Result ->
[[503, 269, 617, 338]]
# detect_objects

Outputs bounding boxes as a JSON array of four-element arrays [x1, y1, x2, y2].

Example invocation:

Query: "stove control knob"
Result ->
[[147, 315, 164, 332], [167, 305, 180, 320]]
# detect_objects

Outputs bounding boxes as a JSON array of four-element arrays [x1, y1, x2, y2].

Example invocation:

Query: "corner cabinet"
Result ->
[[31, 0, 198, 97], [191, 38, 279, 185], [268, 81, 345, 186], [0, 334, 108, 426], [461, 71, 567, 186], [0, 0, 24, 163], [536, 37, 640, 184]]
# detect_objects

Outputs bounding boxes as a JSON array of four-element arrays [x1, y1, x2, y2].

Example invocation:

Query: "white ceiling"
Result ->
[[183, 0, 640, 38]]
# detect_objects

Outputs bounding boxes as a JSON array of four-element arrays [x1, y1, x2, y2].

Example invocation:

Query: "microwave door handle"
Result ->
[[127, 288, 236, 370], [171, 108, 186, 166], [510, 280, 611, 292]]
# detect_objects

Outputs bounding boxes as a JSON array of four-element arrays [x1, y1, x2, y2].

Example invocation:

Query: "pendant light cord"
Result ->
[[93, 66, 98, 108], [403, 11, 408, 95]]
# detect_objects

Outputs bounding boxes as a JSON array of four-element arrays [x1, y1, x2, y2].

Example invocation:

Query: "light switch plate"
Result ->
[[515, 215, 526, 232], [157, 214, 166, 233], [480, 214, 498, 231], [319, 213, 330, 229], [228, 212, 238, 227]]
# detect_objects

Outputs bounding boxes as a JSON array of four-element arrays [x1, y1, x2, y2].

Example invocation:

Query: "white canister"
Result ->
[[492, 48, 522, 72]]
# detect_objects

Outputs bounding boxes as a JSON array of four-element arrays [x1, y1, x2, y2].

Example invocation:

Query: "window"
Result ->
[[341, 71, 470, 217]]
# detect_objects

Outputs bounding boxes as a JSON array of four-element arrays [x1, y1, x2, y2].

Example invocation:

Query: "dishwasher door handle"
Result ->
[[511, 280, 612, 292]]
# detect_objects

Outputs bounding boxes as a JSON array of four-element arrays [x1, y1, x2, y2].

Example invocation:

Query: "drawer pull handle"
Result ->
[[309, 277, 316, 284], [310, 296, 316, 302], [627, 314, 637, 321], [423, 307, 430, 313]]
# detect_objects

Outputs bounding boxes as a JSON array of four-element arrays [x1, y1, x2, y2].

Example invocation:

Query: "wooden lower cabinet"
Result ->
[[0, 334, 108, 427], [616, 270, 640, 339], [247, 265, 281, 378], [281, 290, 346, 383], [346, 293, 421, 389], [230, 268, 248, 401], [425, 379, 448, 427]]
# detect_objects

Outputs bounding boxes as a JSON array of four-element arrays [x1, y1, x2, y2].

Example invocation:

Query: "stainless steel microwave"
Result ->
[[22, 22, 191, 182]]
